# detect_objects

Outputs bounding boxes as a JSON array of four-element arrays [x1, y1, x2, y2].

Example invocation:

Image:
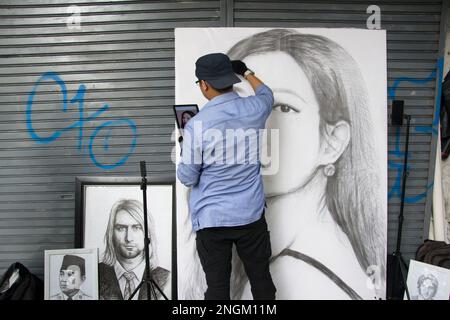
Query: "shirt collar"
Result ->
[[114, 259, 146, 280], [62, 292, 70, 300], [203, 91, 239, 110], [62, 291, 80, 300]]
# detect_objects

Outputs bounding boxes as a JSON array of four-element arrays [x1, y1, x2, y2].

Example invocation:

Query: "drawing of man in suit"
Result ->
[[99, 199, 169, 300], [51, 254, 92, 300]]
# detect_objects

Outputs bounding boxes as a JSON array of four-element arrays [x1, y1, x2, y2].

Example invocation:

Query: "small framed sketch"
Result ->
[[45, 248, 98, 300], [405, 260, 450, 300], [74, 176, 176, 300]]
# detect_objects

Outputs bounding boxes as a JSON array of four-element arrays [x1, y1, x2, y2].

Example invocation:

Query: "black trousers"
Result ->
[[196, 213, 276, 300]]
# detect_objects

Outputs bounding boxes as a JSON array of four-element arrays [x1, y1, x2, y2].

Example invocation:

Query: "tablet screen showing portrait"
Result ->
[[173, 104, 199, 132]]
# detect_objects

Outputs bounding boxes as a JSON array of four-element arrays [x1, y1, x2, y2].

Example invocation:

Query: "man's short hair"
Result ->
[[61, 254, 86, 277], [214, 85, 233, 93]]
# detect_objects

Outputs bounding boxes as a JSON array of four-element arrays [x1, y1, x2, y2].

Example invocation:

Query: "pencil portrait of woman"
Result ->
[[176, 28, 387, 300], [180, 110, 195, 129]]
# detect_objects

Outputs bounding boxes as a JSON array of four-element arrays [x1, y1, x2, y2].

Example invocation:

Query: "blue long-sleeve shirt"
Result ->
[[177, 84, 274, 231]]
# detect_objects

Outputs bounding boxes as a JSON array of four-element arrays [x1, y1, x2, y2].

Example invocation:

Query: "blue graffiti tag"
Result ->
[[415, 58, 444, 135], [387, 58, 443, 203], [26, 72, 137, 170], [387, 125, 434, 202]]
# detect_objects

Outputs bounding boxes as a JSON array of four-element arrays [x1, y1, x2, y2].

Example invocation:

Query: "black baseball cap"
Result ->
[[61, 254, 86, 276], [195, 53, 241, 89]]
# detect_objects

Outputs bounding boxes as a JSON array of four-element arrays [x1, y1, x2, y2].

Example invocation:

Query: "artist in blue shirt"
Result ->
[[177, 53, 276, 300]]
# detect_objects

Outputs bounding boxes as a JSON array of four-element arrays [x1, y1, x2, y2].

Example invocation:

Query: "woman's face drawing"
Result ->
[[418, 278, 438, 300], [242, 52, 324, 196], [182, 112, 192, 127], [113, 210, 145, 260]]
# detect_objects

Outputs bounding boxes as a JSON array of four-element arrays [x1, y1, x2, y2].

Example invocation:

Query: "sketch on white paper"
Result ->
[[175, 28, 387, 300]]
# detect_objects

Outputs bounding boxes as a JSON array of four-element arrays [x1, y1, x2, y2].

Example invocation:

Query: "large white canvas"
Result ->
[[175, 28, 387, 300]]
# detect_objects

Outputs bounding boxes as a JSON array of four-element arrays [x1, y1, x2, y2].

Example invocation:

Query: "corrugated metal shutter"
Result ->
[[0, 0, 224, 278], [232, 0, 446, 261], [0, 0, 446, 280]]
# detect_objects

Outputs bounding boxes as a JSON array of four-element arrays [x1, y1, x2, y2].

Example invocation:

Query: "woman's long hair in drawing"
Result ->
[[227, 29, 386, 285]]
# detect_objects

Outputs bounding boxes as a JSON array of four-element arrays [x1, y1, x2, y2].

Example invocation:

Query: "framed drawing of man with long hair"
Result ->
[[75, 176, 176, 300]]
